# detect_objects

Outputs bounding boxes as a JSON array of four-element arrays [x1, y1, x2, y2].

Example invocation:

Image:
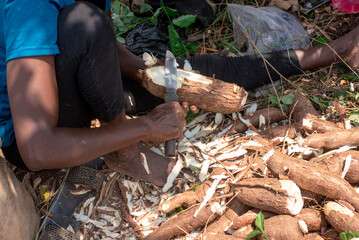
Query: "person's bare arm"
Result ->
[[7, 55, 185, 171]]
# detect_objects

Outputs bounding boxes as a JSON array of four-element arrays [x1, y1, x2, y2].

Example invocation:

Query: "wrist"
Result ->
[[139, 116, 154, 141]]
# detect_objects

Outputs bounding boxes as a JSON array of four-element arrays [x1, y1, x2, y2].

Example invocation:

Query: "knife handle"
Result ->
[[165, 139, 176, 157]]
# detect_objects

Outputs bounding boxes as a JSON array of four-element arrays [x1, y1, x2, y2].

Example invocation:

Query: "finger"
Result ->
[[190, 105, 199, 114], [181, 102, 189, 113]]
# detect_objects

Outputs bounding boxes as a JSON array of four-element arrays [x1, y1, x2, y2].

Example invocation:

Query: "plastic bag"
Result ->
[[228, 4, 310, 54], [125, 21, 170, 60]]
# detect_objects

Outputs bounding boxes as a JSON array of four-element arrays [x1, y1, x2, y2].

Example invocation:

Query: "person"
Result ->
[[1, 0, 358, 188]]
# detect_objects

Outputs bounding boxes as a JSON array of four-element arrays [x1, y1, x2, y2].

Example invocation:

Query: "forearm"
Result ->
[[117, 42, 146, 82], [19, 117, 150, 170]]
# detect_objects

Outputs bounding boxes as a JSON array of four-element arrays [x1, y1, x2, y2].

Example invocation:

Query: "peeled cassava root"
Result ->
[[267, 150, 359, 212], [323, 201, 359, 232], [233, 178, 303, 215], [143, 66, 248, 114]]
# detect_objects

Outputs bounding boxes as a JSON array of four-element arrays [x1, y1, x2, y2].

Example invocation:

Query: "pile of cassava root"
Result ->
[[71, 88, 359, 240]]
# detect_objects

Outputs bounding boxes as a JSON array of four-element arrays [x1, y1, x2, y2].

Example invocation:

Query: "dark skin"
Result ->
[[7, 55, 185, 171]]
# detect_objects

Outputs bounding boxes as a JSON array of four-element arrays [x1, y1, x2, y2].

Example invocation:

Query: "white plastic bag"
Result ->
[[229, 4, 310, 54]]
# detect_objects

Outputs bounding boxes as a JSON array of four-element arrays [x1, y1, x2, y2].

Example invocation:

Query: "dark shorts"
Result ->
[[1, 2, 156, 170]]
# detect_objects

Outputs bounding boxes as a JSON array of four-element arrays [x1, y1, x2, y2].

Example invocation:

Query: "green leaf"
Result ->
[[189, 164, 199, 172], [140, 4, 152, 14], [245, 230, 263, 240], [254, 211, 265, 233], [186, 110, 198, 122], [341, 73, 359, 80], [150, 7, 161, 25], [112, 0, 121, 15], [162, 6, 179, 17], [349, 112, 359, 123], [313, 37, 329, 46], [189, 183, 200, 191], [336, 65, 349, 73], [281, 93, 295, 105], [168, 25, 187, 57], [339, 231, 359, 240], [173, 14, 197, 28], [269, 94, 280, 105]]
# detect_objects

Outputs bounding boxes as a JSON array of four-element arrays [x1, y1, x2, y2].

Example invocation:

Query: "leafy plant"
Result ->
[[339, 231, 359, 240], [349, 112, 359, 127], [168, 206, 184, 217], [245, 211, 268, 240], [341, 73, 359, 81], [189, 182, 200, 191], [313, 36, 329, 46], [269, 93, 295, 113], [112, 0, 147, 44], [151, 0, 198, 57]]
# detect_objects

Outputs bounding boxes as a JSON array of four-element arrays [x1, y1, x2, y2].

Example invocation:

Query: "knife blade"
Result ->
[[164, 50, 179, 157]]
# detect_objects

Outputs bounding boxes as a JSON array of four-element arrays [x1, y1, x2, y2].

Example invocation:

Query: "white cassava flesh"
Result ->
[[146, 66, 212, 90]]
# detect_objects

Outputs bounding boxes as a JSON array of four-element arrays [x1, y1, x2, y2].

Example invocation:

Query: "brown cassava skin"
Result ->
[[144, 204, 220, 240], [267, 150, 359, 212], [289, 91, 319, 124], [232, 225, 254, 239], [143, 67, 248, 114], [313, 150, 359, 184], [301, 189, 324, 208], [158, 180, 211, 213], [259, 215, 304, 240], [304, 128, 359, 149], [232, 108, 286, 133], [205, 198, 249, 234], [261, 124, 297, 139], [303, 233, 325, 240], [200, 232, 241, 240], [302, 116, 341, 133], [158, 168, 226, 213], [295, 208, 327, 232], [322, 228, 339, 240], [323, 202, 359, 232], [233, 178, 303, 215], [289, 90, 341, 134], [230, 209, 275, 230]]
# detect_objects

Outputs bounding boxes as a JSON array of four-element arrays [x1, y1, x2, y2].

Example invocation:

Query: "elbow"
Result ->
[[18, 145, 48, 172]]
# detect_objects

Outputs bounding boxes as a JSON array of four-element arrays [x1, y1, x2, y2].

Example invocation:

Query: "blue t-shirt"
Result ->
[[0, 0, 111, 147]]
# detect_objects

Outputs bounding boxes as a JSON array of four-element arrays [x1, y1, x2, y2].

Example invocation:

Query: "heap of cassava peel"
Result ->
[[72, 58, 359, 239]]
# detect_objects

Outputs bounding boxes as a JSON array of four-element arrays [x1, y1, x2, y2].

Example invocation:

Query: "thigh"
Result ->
[[55, 2, 125, 127]]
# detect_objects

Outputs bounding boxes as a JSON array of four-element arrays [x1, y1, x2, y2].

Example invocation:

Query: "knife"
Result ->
[[164, 50, 179, 157]]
